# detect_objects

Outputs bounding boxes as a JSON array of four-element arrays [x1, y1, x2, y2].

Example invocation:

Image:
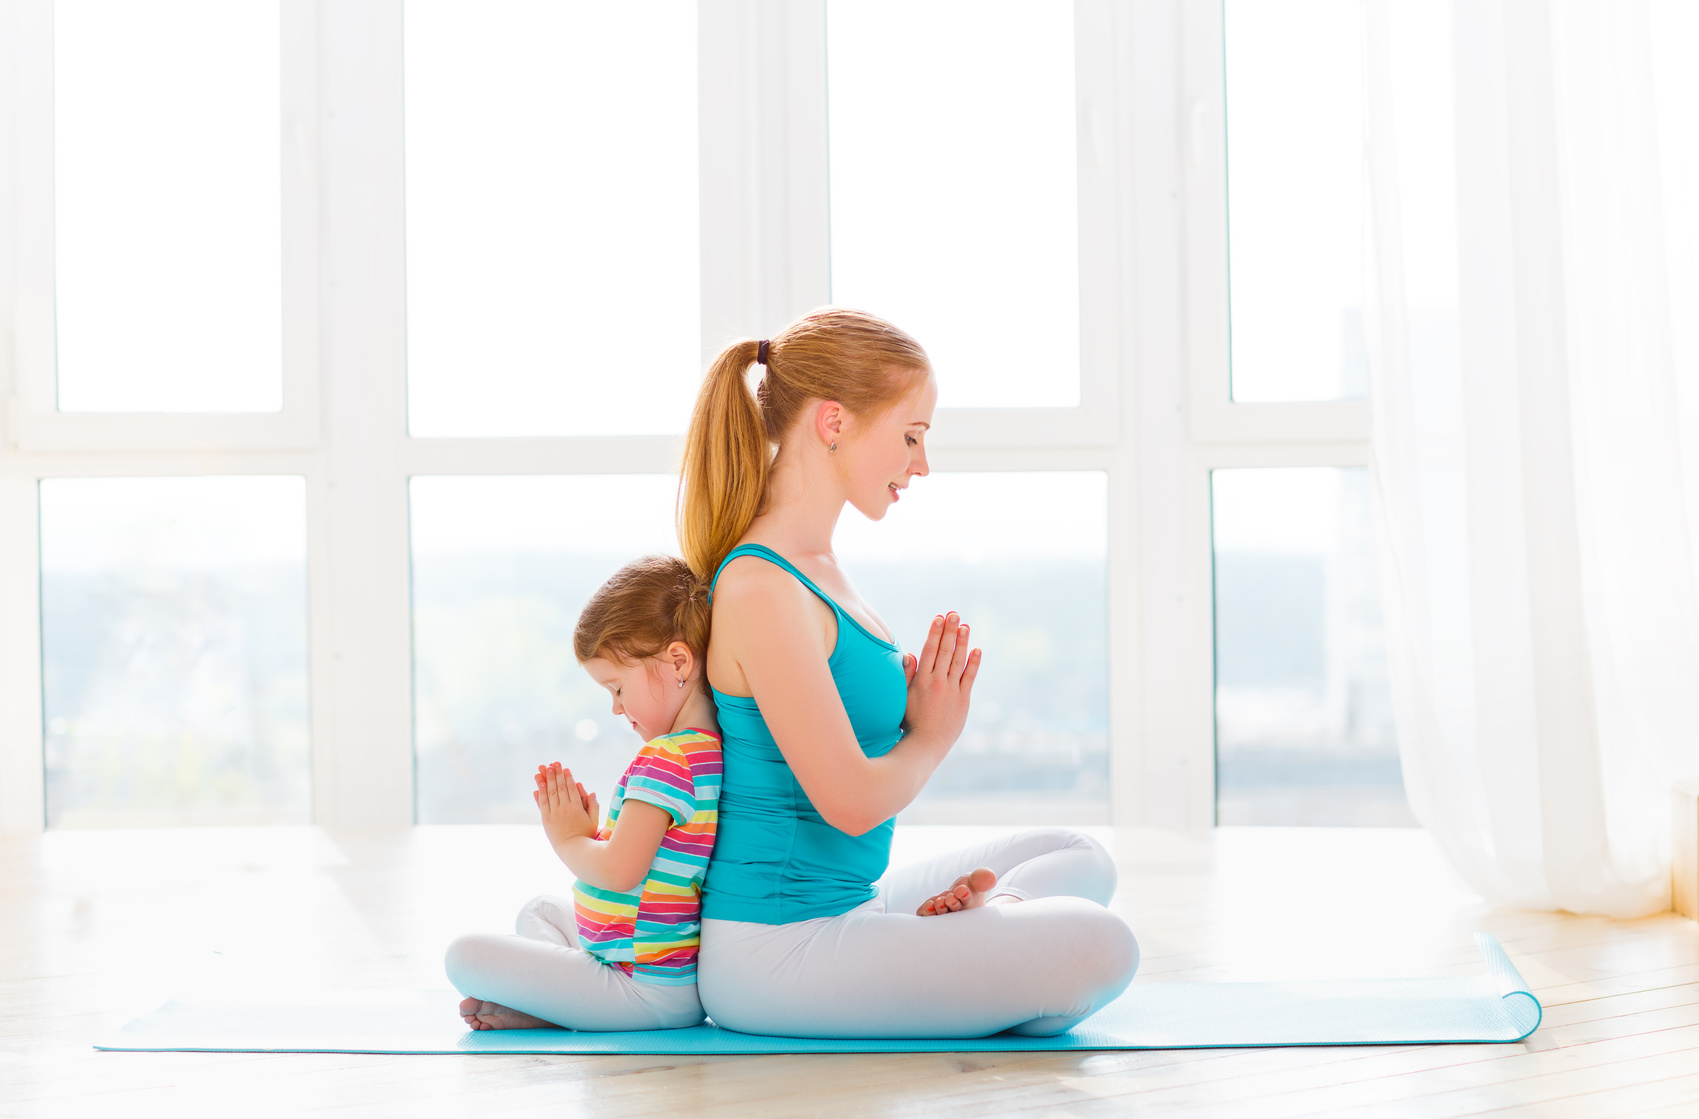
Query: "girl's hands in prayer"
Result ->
[[534, 761, 600, 849], [901, 611, 982, 751]]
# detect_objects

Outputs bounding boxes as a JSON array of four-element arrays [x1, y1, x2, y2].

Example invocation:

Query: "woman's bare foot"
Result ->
[[917, 866, 1015, 916], [458, 996, 554, 1031]]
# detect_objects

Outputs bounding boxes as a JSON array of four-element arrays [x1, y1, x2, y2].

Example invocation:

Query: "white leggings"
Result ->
[[697, 827, 1139, 1038], [443, 896, 704, 1031]]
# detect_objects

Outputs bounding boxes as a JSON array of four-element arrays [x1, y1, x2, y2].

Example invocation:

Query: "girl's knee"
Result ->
[[443, 933, 502, 993]]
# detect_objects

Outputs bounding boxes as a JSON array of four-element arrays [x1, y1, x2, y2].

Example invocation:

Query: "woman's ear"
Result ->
[[815, 400, 845, 447]]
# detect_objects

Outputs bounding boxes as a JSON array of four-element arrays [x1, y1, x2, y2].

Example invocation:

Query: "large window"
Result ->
[[0, 1, 1375, 834]]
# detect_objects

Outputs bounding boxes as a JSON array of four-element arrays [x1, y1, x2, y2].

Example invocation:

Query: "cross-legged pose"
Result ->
[[679, 308, 1139, 1038], [444, 555, 722, 1031]]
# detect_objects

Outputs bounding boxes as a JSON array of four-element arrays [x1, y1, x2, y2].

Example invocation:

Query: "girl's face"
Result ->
[[583, 652, 691, 742], [838, 373, 937, 522]]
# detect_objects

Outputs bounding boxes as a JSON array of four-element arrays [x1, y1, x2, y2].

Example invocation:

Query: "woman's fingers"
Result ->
[[937, 613, 959, 664], [948, 623, 971, 679], [917, 614, 945, 674], [961, 647, 983, 691]]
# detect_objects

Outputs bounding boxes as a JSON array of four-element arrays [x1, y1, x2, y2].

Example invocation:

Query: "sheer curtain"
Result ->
[[1363, 0, 1699, 917]]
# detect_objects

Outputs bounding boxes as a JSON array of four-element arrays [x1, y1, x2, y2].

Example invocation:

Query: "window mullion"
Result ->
[[697, 0, 829, 353]]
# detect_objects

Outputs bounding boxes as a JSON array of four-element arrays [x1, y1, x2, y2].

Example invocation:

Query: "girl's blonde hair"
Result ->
[[678, 306, 930, 579], [573, 554, 711, 667]]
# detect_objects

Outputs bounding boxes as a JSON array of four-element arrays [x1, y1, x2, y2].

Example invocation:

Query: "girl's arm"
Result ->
[[713, 560, 980, 837], [534, 763, 671, 894]]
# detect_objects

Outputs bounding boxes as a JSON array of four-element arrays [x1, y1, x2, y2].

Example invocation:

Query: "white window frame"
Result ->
[[1, 0, 1364, 835]]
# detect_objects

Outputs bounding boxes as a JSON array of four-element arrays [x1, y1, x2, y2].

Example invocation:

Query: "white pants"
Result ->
[[444, 895, 704, 1031], [697, 827, 1139, 1038]]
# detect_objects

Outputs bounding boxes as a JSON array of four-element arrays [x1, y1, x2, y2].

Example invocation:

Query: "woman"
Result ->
[[681, 307, 1138, 1038]]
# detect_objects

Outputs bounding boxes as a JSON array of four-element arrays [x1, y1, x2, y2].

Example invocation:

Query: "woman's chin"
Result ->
[[850, 497, 894, 522]]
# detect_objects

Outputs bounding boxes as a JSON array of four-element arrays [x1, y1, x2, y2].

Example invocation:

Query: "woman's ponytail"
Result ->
[[677, 309, 931, 582], [679, 338, 768, 580]]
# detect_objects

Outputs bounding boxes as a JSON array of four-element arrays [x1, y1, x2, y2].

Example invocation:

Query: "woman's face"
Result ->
[[839, 373, 937, 521]]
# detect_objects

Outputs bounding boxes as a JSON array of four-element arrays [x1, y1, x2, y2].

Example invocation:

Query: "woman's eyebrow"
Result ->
[[910, 421, 931, 430]]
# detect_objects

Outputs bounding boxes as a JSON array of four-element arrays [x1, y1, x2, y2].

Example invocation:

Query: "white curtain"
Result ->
[[1363, 0, 1699, 917]]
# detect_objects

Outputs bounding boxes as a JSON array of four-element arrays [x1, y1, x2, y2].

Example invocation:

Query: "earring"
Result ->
[[677, 677, 685, 688], [828, 441, 837, 453]]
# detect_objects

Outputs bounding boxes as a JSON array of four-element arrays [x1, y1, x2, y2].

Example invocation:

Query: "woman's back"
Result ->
[[704, 544, 907, 923]]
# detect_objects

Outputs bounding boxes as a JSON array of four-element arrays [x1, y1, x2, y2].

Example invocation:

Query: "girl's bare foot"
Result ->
[[917, 866, 1013, 916], [458, 996, 554, 1031]]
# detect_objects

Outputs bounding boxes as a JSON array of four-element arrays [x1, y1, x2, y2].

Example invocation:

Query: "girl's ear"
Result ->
[[665, 639, 695, 677]]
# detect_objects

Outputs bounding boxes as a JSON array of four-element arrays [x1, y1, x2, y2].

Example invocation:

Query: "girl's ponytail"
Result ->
[[679, 338, 767, 580]]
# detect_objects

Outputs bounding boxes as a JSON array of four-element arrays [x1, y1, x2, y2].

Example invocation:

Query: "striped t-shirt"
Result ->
[[572, 728, 721, 985]]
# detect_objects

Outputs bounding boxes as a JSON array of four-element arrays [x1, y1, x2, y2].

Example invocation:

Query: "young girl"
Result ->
[[444, 554, 722, 1032]]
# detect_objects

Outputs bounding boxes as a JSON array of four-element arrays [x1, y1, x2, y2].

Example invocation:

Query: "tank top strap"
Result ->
[[709, 543, 844, 620]]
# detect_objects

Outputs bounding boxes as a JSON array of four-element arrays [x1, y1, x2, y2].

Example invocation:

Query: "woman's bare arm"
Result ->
[[713, 559, 980, 836]]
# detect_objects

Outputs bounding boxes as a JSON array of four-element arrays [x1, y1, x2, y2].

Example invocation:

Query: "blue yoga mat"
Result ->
[[96, 933, 1539, 1055]]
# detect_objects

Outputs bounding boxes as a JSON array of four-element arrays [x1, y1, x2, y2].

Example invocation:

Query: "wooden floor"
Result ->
[[3, 824, 1696, 1118]]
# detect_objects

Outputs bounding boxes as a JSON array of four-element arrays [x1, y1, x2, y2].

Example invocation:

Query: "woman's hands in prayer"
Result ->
[[902, 611, 982, 752]]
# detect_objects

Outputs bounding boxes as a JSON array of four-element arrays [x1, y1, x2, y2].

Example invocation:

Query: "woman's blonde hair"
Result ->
[[678, 307, 930, 578], [573, 554, 711, 668]]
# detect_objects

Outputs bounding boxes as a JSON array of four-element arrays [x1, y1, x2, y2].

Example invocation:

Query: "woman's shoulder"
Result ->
[[712, 549, 815, 611]]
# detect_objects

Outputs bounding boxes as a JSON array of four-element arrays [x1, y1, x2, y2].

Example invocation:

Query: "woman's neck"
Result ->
[[751, 446, 845, 557]]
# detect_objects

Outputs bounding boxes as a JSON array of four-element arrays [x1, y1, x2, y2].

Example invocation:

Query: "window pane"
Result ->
[[403, 2, 700, 437], [40, 477, 309, 827], [1211, 468, 1410, 825], [1224, 0, 1366, 402], [835, 473, 1108, 824], [411, 476, 680, 823], [827, 1, 1080, 409], [54, 1, 282, 412]]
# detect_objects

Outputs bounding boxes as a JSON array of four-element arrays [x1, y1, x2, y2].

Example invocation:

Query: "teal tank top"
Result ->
[[702, 543, 908, 924]]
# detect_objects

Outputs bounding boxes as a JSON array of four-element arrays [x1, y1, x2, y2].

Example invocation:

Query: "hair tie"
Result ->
[[757, 339, 770, 366]]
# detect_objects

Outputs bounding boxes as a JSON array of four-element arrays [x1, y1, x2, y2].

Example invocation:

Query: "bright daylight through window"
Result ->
[[39, 477, 310, 827], [403, 0, 700, 437], [1224, 0, 1366, 403], [1211, 468, 1408, 826], [827, 0, 1080, 409], [53, 0, 282, 412]]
